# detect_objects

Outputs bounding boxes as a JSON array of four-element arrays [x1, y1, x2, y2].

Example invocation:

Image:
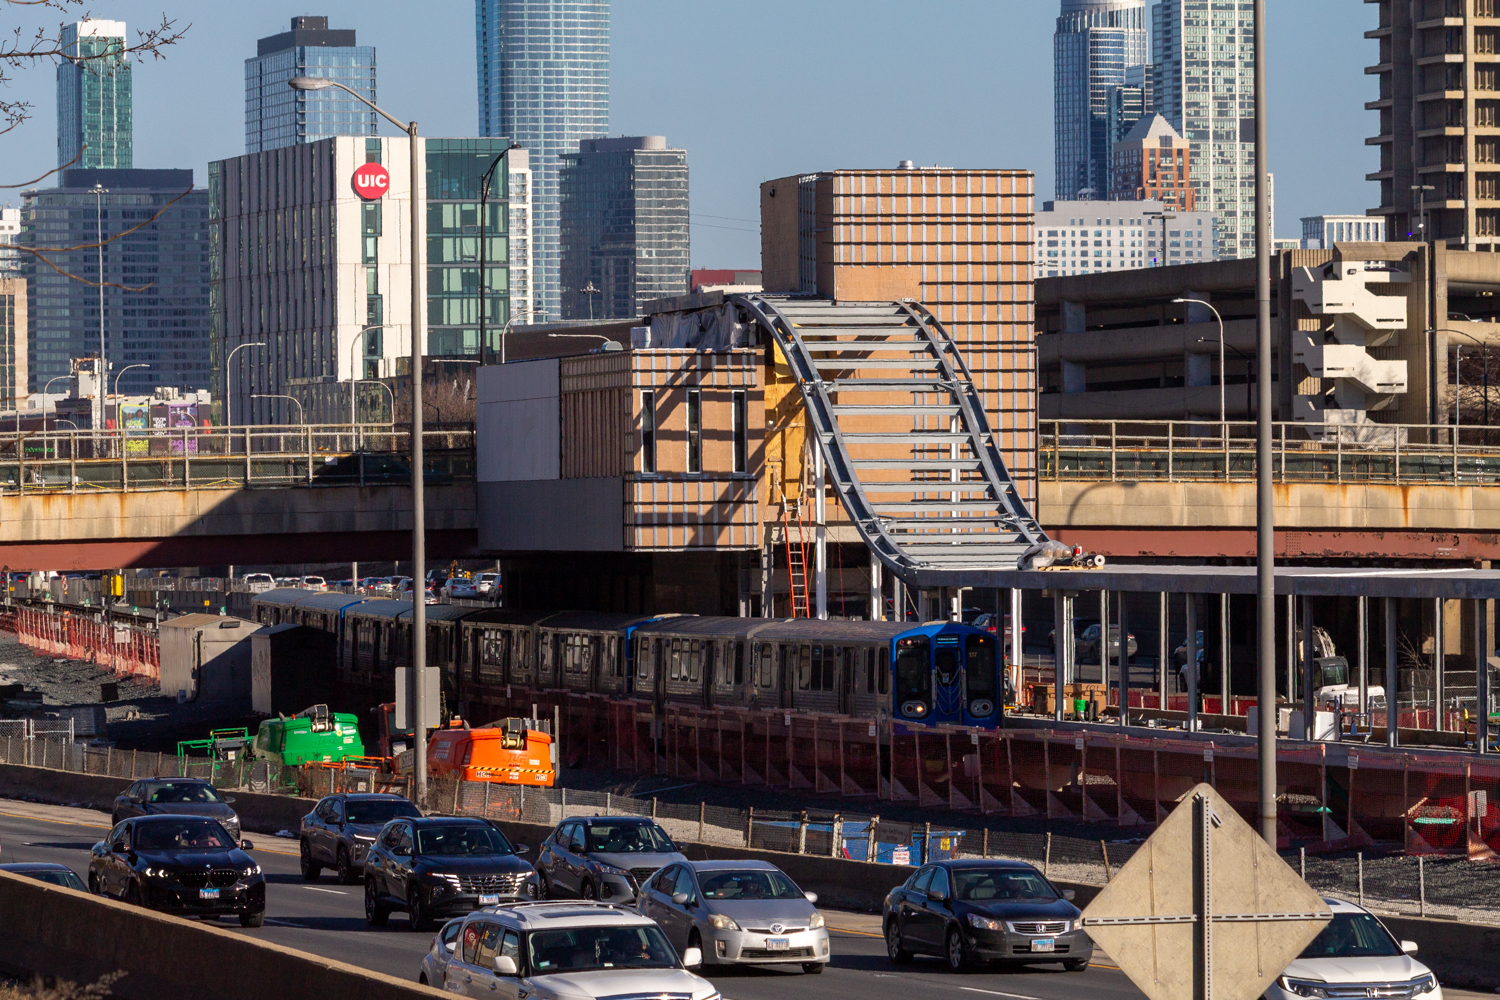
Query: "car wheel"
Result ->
[[580, 879, 596, 900], [419, 974, 428, 986], [946, 926, 970, 972], [802, 963, 825, 975], [885, 920, 912, 965], [299, 840, 321, 882], [124, 881, 143, 907], [538, 870, 553, 899], [337, 847, 357, 886], [365, 878, 390, 926], [239, 911, 265, 928], [1063, 958, 1089, 972], [408, 888, 432, 931], [87, 873, 101, 896]]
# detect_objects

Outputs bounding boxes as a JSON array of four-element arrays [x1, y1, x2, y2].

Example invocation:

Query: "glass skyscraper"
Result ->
[[21, 169, 210, 396], [245, 16, 376, 154], [56, 20, 132, 169], [476, 0, 609, 323], [1053, 1, 1148, 202], [560, 136, 688, 320], [1154, 0, 1256, 260]]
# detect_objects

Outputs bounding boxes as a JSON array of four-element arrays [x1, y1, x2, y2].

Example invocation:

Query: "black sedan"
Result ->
[[111, 777, 242, 841], [300, 792, 422, 884], [883, 859, 1091, 972], [0, 862, 86, 891], [89, 815, 265, 927], [363, 815, 536, 931]]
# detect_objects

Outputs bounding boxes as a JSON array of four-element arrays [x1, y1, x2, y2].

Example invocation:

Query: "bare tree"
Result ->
[[0, 0, 189, 137]]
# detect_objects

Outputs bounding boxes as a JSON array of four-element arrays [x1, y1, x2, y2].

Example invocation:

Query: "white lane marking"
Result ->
[[959, 987, 1048, 1000], [301, 886, 348, 895]]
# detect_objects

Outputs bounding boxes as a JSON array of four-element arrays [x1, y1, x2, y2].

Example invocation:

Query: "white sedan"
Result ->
[[1269, 898, 1441, 1000]]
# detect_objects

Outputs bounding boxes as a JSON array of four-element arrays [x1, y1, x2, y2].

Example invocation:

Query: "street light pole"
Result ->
[[350, 324, 388, 425], [1411, 184, 1435, 242], [250, 393, 305, 424], [1253, 0, 1277, 848], [1175, 297, 1225, 423], [224, 342, 266, 431], [478, 145, 520, 367], [94, 182, 108, 428], [580, 281, 601, 321], [289, 74, 429, 803]]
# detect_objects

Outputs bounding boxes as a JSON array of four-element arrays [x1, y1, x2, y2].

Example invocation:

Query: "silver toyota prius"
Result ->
[[636, 859, 829, 974]]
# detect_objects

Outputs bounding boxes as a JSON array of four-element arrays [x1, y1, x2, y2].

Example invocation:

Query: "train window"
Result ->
[[668, 639, 682, 681], [700, 641, 713, 684], [688, 640, 703, 683], [879, 648, 890, 695], [895, 637, 931, 704], [865, 649, 875, 694], [735, 642, 745, 686], [637, 638, 653, 682], [934, 647, 959, 686], [965, 635, 997, 703], [756, 644, 773, 687], [797, 645, 812, 690]]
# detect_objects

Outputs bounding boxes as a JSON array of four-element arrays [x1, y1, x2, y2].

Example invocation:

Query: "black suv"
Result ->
[[112, 778, 241, 841], [300, 792, 422, 884], [363, 815, 537, 930], [89, 815, 265, 926]]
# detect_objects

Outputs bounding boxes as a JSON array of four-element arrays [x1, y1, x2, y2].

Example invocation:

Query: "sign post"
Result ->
[[1081, 783, 1331, 1000]]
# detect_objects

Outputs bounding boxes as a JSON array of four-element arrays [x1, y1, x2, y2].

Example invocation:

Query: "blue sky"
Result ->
[[2, 1, 1376, 267]]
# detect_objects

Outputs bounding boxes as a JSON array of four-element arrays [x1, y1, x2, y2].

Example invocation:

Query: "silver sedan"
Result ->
[[636, 859, 829, 974]]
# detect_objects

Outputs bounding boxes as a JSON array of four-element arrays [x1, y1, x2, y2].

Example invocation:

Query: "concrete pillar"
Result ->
[[1062, 300, 1086, 334], [1158, 592, 1169, 709], [1053, 591, 1072, 722], [760, 536, 773, 618], [1477, 599, 1491, 755], [893, 578, 907, 622], [1434, 598, 1445, 732], [1220, 592, 1231, 709], [1285, 594, 1296, 705], [1010, 588, 1024, 705], [1118, 591, 1130, 727], [1302, 596, 1315, 740], [1062, 360, 1087, 394], [813, 442, 827, 620], [869, 553, 883, 621], [1358, 596, 1369, 716], [1185, 594, 1198, 733], [1098, 590, 1110, 687]]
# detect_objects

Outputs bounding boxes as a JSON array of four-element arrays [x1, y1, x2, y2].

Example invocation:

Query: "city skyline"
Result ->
[[1, 2, 1375, 269]]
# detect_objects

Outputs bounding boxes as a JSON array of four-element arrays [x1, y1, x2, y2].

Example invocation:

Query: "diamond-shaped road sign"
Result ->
[[1081, 783, 1332, 1000]]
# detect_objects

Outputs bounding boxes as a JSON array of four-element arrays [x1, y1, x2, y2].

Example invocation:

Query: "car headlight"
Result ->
[[353, 834, 376, 843], [967, 913, 1003, 931], [421, 872, 460, 886], [243, 864, 261, 877], [143, 867, 169, 878], [595, 863, 631, 879], [1410, 974, 1438, 996], [1278, 977, 1325, 998], [709, 914, 740, 931], [808, 912, 825, 930]]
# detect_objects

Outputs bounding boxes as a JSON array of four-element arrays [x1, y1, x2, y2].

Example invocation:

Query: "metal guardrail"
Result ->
[[1041, 419, 1500, 485], [0, 423, 474, 495]]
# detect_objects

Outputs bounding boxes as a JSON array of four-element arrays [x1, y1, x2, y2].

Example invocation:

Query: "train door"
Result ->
[[839, 647, 857, 716], [702, 641, 716, 708], [894, 635, 932, 723], [962, 632, 1000, 727], [931, 634, 964, 725]]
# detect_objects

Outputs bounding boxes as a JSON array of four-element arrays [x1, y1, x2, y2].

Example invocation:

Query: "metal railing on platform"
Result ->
[[1040, 419, 1500, 485], [0, 423, 474, 495]]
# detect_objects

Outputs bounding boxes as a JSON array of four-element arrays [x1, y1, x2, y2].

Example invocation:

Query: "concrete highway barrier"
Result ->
[[0, 868, 442, 1000]]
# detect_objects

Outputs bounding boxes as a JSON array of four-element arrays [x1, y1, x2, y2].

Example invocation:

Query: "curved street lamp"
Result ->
[[225, 342, 266, 429], [1175, 297, 1226, 423], [250, 393, 304, 424]]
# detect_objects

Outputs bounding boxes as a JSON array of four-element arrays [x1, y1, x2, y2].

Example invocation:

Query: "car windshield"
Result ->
[[133, 819, 235, 851], [585, 822, 675, 854], [699, 869, 805, 900], [28, 869, 86, 890], [953, 869, 1059, 901], [416, 823, 513, 856], [527, 925, 678, 973], [345, 799, 421, 825], [148, 783, 223, 804], [1298, 913, 1401, 959]]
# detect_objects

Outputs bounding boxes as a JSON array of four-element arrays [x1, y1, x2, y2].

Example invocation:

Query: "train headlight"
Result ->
[[969, 700, 995, 716], [901, 700, 928, 718]]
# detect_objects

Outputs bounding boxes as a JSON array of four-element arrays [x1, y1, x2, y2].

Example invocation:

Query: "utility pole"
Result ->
[[1253, 0, 1277, 848]]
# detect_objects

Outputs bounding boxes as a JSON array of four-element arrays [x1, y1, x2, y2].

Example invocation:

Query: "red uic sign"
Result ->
[[352, 162, 390, 200]]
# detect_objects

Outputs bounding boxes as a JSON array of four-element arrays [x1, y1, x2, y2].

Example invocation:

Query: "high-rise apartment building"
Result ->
[[559, 136, 688, 320], [1153, 0, 1256, 259], [245, 16, 376, 154], [760, 168, 1038, 507], [1301, 215, 1386, 250], [0, 207, 20, 278], [20, 169, 210, 397], [1054, 0, 1150, 201], [476, 0, 609, 323], [1037, 198, 1215, 277], [1365, 0, 1500, 246], [0, 277, 24, 413], [1110, 113, 1196, 209], [210, 136, 522, 425], [56, 20, 132, 169]]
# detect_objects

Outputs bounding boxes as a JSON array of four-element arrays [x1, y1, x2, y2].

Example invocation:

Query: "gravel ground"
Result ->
[[0, 631, 260, 751]]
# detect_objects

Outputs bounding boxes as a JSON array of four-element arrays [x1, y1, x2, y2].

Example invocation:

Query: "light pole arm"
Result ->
[[291, 77, 410, 133]]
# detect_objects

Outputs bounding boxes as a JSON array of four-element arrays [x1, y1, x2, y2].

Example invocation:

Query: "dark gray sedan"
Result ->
[[111, 778, 241, 841], [300, 792, 422, 884], [884, 859, 1091, 972], [537, 816, 686, 904]]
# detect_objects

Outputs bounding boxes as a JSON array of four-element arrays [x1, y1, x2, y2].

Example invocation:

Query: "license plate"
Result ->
[[479, 893, 500, 905], [765, 937, 789, 951], [1030, 938, 1055, 953], [199, 888, 219, 900]]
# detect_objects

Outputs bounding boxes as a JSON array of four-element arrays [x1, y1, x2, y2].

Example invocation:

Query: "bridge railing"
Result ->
[[0, 423, 474, 495], [1041, 419, 1500, 485]]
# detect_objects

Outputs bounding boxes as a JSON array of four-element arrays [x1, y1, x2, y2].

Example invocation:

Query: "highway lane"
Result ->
[[0, 800, 1484, 1000]]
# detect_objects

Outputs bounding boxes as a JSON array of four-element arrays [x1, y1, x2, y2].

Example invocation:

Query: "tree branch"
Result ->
[[15, 186, 195, 292], [0, 145, 83, 189]]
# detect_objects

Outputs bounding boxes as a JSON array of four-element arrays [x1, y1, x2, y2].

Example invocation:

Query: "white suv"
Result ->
[[432, 899, 720, 1000], [1269, 898, 1441, 1000]]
